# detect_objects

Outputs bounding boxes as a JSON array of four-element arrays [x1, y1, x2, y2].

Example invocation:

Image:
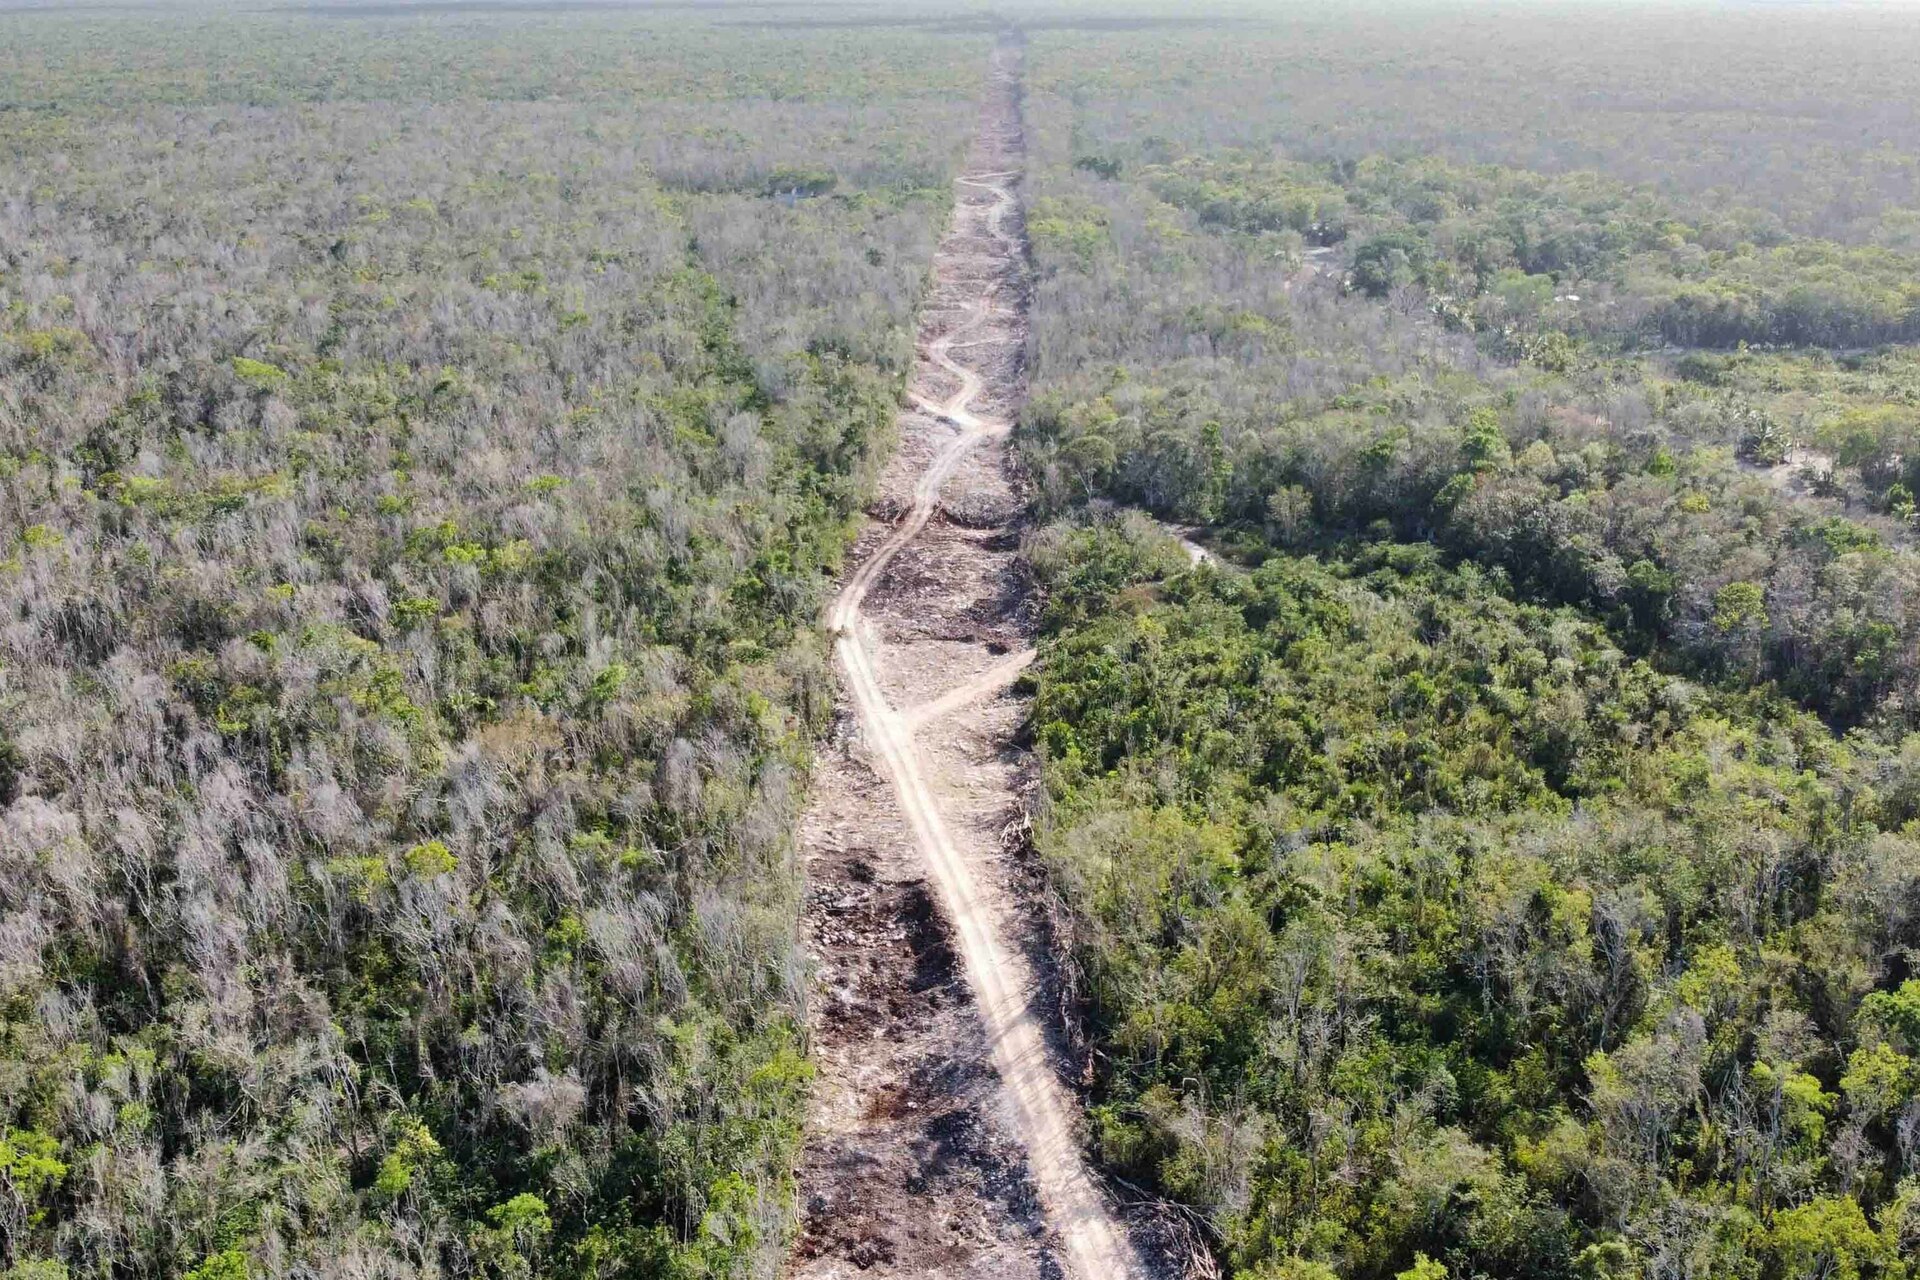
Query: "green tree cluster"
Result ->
[[1030, 518, 1920, 1279]]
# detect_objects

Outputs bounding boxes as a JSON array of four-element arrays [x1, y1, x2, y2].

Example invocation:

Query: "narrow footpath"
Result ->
[[790, 35, 1150, 1280]]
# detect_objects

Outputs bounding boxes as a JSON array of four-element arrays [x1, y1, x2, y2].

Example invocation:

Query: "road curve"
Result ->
[[825, 168, 1147, 1280]]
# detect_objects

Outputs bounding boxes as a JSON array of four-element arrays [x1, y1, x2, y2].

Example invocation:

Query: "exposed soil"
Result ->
[[790, 34, 1154, 1280], [1739, 444, 1836, 497]]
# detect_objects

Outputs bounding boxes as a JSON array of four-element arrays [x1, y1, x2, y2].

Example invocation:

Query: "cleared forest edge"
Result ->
[[791, 35, 1149, 1280]]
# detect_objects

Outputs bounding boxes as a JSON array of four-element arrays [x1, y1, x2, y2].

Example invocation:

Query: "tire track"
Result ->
[[821, 105, 1148, 1280]]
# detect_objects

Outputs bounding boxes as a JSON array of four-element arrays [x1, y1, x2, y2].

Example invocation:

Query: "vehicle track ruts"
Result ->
[[791, 34, 1149, 1280]]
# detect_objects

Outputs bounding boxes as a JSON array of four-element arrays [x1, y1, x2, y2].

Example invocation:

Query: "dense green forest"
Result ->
[[1018, 7, 1920, 1279], [0, 6, 983, 1278]]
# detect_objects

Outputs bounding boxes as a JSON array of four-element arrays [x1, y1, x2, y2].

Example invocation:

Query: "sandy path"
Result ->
[[903, 648, 1036, 730], [821, 163, 1136, 1280], [794, 38, 1149, 1280], [827, 174, 1142, 1280]]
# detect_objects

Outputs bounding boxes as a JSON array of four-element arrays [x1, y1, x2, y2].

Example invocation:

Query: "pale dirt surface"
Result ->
[[902, 648, 1036, 731], [1739, 445, 1836, 497], [789, 36, 1158, 1280], [1164, 524, 1215, 567]]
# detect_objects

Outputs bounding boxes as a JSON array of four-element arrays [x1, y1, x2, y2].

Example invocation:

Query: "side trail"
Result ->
[[790, 38, 1150, 1280]]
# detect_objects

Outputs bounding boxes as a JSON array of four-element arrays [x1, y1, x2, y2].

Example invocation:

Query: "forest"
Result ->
[[4, 2, 1920, 1280], [1017, 5, 1920, 1279], [0, 4, 985, 1278]]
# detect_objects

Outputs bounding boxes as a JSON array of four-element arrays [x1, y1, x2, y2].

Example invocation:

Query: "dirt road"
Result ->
[[791, 37, 1148, 1280]]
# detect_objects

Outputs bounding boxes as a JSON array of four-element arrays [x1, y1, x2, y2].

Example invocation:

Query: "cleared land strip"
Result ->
[[793, 36, 1150, 1280]]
